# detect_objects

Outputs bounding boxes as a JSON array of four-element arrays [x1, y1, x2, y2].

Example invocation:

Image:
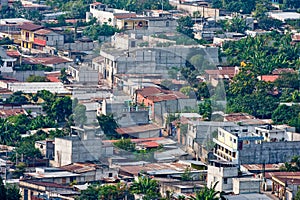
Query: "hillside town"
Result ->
[[0, 0, 299, 199]]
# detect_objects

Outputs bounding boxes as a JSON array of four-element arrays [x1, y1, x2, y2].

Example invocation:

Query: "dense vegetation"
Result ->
[[83, 24, 120, 41], [97, 0, 173, 13], [222, 32, 300, 130], [212, 0, 299, 14], [0, 176, 21, 200], [0, 90, 74, 164]]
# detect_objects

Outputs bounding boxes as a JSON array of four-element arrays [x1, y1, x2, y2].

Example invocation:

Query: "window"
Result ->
[[166, 21, 169, 27], [223, 178, 228, 184], [62, 178, 66, 184], [109, 172, 113, 177], [232, 152, 236, 158], [233, 139, 236, 143]]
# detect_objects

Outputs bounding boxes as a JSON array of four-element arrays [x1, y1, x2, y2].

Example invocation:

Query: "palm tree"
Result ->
[[130, 176, 160, 199], [189, 182, 224, 200]]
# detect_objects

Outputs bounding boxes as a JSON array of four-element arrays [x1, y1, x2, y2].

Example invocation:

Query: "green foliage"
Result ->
[[0, 176, 6, 200], [83, 24, 120, 40], [281, 156, 300, 172], [59, 68, 70, 84], [97, 0, 173, 12], [222, 17, 248, 33], [15, 64, 53, 72], [222, 33, 299, 74], [190, 181, 223, 200], [114, 138, 136, 152], [177, 16, 194, 38], [0, 37, 13, 45], [223, 32, 300, 119], [180, 86, 194, 97], [198, 100, 212, 120], [26, 75, 49, 82], [6, 184, 21, 200], [34, 90, 72, 123], [282, 0, 300, 9], [0, 176, 21, 200], [181, 167, 192, 181], [211, 0, 274, 14], [78, 183, 134, 200], [6, 91, 29, 105], [13, 142, 43, 163], [13, 162, 26, 177], [296, 189, 300, 200], [130, 176, 160, 199], [286, 19, 300, 29], [272, 104, 300, 132], [97, 114, 119, 139], [258, 17, 283, 31], [73, 104, 87, 127]]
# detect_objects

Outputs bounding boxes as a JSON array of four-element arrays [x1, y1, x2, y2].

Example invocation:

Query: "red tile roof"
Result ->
[[103, 137, 165, 143], [61, 163, 96, 173], [23, 57, 71, 65], [260, 75, 279, 82], [6, 50, 21, 57], [34, 28, 53, 35], [91, 2, 102, 5], [0, 109, 25, 118], [45, 72, 61, 82], [266, 172, 300, 185], [19, 22, 43, 31], [116, 124, 161, 135], [137, 87, 188, 102], [140, 141, 159, 148], [292, 34, 300, 42], [224, 113, 255, 122]]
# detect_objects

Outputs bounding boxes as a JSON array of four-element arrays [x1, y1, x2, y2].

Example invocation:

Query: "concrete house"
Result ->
[[214, 125, 300, 165], [0, 18, 32, 44], [86, 2, 136, 26], [0, 46, 16, 73], [184, 121, 237, 162], [19, 22, 43, 49], [136, 87, 197, 125], [54, 126, 106, 166], [33, 28, 64, 51]]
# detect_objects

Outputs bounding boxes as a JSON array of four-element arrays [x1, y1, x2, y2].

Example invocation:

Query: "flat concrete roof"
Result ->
[[224, 193, 272, 200]]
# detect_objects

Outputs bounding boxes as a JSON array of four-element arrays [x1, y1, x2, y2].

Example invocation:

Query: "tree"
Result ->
[[73, 104, 87, 127], [198, 100, 212, 120], [78, 183, 134, 200], [130, 176, 160, 199], [26, 75, 49, 82], [6, 91, 29, 104], [190, 182, 223, 200], [6, 184, 21, 200], [83, 24, 120, 41], [97, 114, 119, 139], [0, 176, 6, 200], [59, 68, 70, 84], [13, 142, 43, 163], [181, 167, 192, 181], [114, 138, 136, 152], [224, 17, 248, 33], [176, 16, 194, 38]]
